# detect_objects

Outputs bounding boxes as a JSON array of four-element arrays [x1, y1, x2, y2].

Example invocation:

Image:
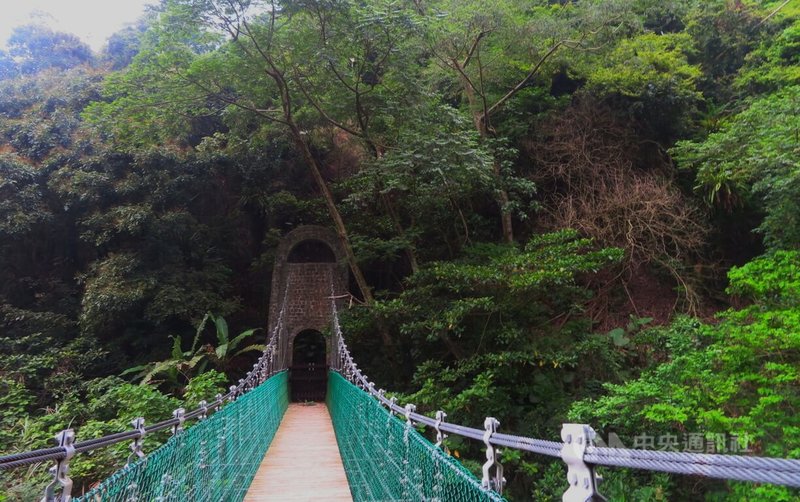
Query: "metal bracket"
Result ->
[[389, 396, 398, 416], [560, 423, 606, 502], [172, 408, 185, 435], [404, 404, 417, 426], [214, 393, 223, 411], [481, 417, 505, 494], [228, 385, 238, 402], [198, 400, 209, 421], [434, 411, 448, 449], [127, 418, 146, 465], [41, 429, 75, 502]]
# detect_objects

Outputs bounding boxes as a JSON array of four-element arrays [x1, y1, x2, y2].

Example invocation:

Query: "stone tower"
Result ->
[[266, 225, 349, 371]]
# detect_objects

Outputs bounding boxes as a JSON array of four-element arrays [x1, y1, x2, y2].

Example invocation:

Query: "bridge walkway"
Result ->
[[243, 402, 353, 501]]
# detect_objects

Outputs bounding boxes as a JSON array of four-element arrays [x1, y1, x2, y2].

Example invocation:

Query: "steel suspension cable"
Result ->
[[327, 282, 800, 492], [1, 283, 293, 502]]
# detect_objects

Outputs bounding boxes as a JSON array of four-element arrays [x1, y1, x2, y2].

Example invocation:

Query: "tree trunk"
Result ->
[[493, 157, 514, 244], [455, 62, 514, 244], [479, 120, 514, 244], [382, 194, 419, 274], [287, 124, 375, 305]]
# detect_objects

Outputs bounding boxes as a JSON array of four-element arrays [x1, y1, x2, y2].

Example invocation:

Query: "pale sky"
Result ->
[[0, 0, 158, 52]]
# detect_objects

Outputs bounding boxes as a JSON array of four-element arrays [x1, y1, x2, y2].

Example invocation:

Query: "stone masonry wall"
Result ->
[[285, 263, 338, 335], [267, 226, 349, 367]]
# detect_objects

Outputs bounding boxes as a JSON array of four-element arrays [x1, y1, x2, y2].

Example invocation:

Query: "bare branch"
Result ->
[[462, 30, 489, 68], [450, 58, 483, 99], [475, 43, 490, 132], [484, 40, 565, 118], [293, 74, 366, 138]]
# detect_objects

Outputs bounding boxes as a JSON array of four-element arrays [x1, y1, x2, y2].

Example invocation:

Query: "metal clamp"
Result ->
[[228, 385, 238, 402], [481, 417, 505, 494], [127, 418, 146, 465], [198, 400, 209, 421], [172, 408, 185, 435], [434, 411, 448, 449], [560, 424, 605, 502], [389, 396, 398, 416], [42, 429, 75, 502], [404, 404, 417, 426]]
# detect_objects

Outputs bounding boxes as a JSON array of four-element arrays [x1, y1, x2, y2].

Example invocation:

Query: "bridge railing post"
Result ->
[[172, 408, 185, 436], [41, 429, 75, 502], [434, 410, 448, 450], [560, 423, 605, 502], [127, 418, 146, 466], [481, 417, 505, 495], [402, 404, 417, 499]]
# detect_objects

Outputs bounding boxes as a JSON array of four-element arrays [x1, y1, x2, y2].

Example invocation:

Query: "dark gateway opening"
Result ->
[[287, 239, 336, 263], [290, 330, 327, 401]]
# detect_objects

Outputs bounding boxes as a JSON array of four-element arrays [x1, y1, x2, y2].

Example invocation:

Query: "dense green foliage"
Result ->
[[1, 1, 799, 500], [571, 251, 800, 500]]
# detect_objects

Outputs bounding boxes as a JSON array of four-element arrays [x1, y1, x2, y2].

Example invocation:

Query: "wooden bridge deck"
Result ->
[[244, 402, 353, 501]]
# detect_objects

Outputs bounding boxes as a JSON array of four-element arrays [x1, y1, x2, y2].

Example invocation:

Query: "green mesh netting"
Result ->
[[327, 371, 505, 502], [77, 371, 288, 502]]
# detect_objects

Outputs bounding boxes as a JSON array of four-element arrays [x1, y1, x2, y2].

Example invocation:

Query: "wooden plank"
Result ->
[[243, 402, 353, 501]]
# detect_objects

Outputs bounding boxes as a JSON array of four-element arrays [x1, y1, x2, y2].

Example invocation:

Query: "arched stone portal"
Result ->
[[289, 329, 327, 401], [287, 239, 337, 263], [266, 226, 349, 397]]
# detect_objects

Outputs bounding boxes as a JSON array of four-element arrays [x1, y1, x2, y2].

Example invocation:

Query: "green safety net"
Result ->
[[77, 371, 288, 502], [327, 371, 505, 502]]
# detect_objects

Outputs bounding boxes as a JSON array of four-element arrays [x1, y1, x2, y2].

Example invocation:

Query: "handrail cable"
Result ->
[[327, 281, 800, 497], [0, 284, 291, 472], [3, 274, 800, 502]]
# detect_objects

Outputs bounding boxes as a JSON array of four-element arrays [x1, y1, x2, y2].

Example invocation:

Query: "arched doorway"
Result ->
[[287, 239, 336, 263], [290, 330, 327, 401]]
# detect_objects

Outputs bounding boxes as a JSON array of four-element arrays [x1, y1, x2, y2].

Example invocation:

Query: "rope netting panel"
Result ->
[[327, 371, 505, 502], [76, 371, 288, 502]]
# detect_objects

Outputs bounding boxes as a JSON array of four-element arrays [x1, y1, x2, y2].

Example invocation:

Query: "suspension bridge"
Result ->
[[2, 226, 800, 501]]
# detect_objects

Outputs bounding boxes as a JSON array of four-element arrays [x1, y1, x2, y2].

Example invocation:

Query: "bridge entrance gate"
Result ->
[[267, 225, 349, 402], [290, 329, 327, 401]]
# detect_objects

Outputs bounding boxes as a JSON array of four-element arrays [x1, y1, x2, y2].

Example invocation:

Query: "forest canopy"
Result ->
[[0, 0, 799, 500]]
